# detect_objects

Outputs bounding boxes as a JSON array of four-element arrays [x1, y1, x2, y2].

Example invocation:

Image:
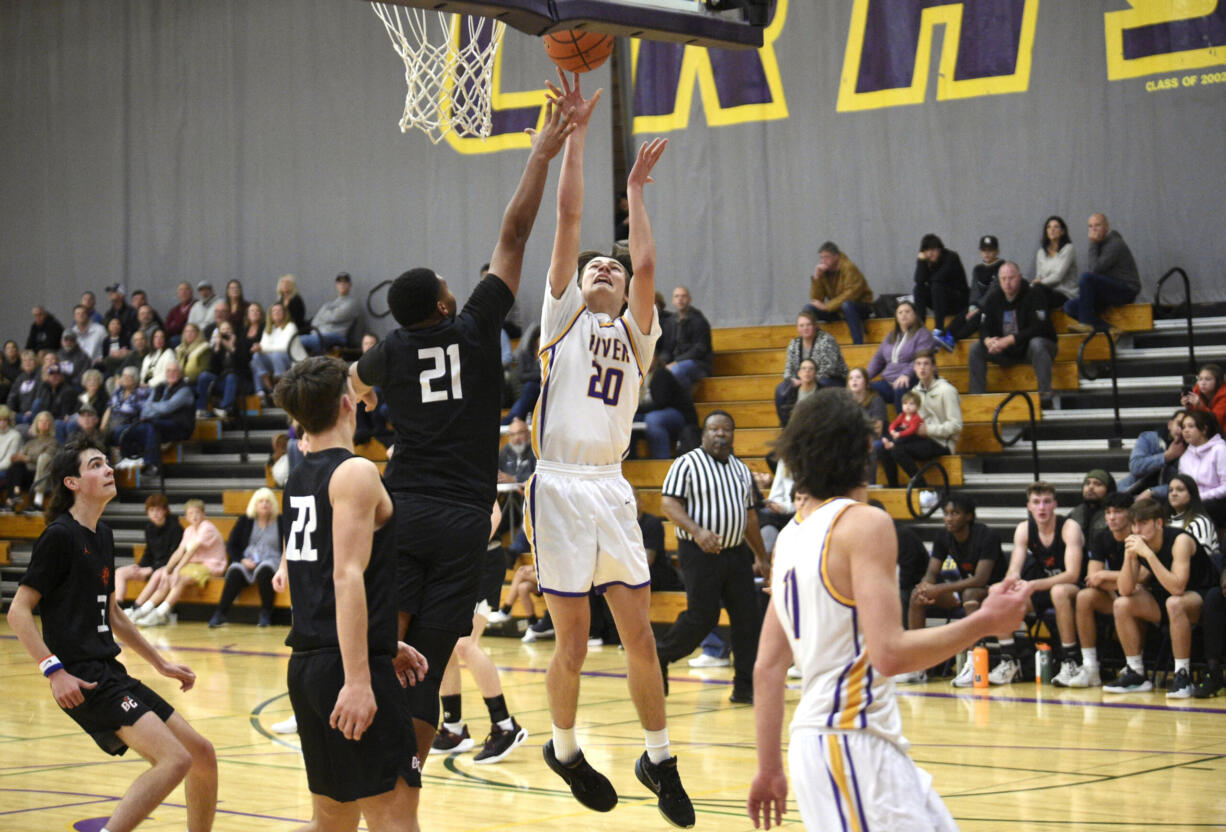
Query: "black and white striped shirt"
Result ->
[[661, 447, 755, 550]]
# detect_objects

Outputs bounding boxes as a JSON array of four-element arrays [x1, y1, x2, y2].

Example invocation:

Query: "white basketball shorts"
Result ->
[[524, 460, 650, 596], [789, 730, 958, 832]]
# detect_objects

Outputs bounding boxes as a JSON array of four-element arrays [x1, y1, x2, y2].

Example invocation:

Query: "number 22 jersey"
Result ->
[[532, 279, 660, 466]]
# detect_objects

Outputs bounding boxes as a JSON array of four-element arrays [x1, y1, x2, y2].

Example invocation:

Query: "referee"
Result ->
[[656, 410, 769, 704]]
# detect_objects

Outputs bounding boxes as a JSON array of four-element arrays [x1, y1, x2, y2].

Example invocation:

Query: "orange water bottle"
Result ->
[[972, 646, 990, 688]]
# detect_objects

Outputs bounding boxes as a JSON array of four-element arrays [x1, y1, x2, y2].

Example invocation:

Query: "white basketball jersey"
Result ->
[[771, 497, 907, 750], [532, 279, 659, 466]]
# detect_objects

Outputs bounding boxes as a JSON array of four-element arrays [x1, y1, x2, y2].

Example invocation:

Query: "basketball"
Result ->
[[543, 30, 615, 73]]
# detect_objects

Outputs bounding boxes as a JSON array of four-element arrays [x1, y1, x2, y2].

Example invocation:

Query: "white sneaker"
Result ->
[[270, 715, 298, 734], [140, 608, 169, 627], [688, 653, 731, 668], [485, 610, 512, 625], [894, 670, 927, 685], [1065, 664, 1102, 688], [951, 654, 975, 688], [1052, 660, 1079, 687], [522, 625, 553, 643], [587, 637, 604, 647], [988, 657, 1021, 685], [787, 664, 802, 679]]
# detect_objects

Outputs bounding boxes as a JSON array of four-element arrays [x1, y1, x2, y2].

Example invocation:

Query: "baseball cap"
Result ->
[[979, 235, 1000, 251], [197, 280, 213, 290], [335, 272, 352, 283], [61, 330, 78, 342], [104, 282, 126, 294]]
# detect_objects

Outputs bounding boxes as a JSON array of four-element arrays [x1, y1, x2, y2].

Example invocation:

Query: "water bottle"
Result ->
[[972, 646, 989, 688], [1035, 643, 1052, 684]]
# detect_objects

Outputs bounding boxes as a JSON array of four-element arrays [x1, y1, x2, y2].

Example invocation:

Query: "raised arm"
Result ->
[[547, 71, 603, 300], [487, 93, 575, 298], [625, 137, 668, 333]]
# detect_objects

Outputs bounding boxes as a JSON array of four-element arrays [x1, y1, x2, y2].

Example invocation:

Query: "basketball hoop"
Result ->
[[371, 4, 506, 143]]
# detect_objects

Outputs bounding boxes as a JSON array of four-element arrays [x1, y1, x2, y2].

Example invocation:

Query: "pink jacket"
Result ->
[[184, 520, 228, 576], [1179, 434, 1226, 501]]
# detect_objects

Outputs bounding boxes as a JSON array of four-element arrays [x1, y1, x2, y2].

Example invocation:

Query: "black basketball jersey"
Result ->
[[934, 522, 1006, 582], [20, 513, 121, 664], [1148, 527, 1217, 593], [1088, 529, 1127, 572], [284, 448, 398, 656], [356, 274, 513, 510], [1023, 514, 1068, 579]]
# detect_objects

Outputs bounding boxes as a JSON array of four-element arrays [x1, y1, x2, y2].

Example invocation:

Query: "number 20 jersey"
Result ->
[[532, 278, 660, 466], [284, 448, 398, 656], [771, 498, 906, 750]]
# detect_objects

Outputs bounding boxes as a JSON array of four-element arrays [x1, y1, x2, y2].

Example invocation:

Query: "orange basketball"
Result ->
[[543, 30, 615, 73]]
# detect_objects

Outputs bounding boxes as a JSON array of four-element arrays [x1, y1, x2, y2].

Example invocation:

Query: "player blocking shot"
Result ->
[[6, 435, 218, 832], [348, 92, 573, 767], [748, 389, 1033, 831], [273, 356, 429, 832], [523, 72, 689, 826]]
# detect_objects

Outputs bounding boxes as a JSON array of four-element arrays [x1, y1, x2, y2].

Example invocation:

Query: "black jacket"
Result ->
[[979, 281, 1056, 358], [658, 308, 713, 374], [226, 515, 288, 563]]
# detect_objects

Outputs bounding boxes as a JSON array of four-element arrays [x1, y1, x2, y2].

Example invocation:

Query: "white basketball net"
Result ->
[[371, 4, 507, 144]]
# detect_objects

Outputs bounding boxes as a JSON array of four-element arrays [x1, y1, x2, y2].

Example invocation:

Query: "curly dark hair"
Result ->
[[772, 388, 871, 500], [45, 434, 109, 521]]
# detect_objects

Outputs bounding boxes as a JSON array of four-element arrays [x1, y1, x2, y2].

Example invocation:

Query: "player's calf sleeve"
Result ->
[[404, 624, 461, 728]]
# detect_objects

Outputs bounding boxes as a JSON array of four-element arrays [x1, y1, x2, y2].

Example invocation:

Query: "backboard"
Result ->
[[364, 0, 767, 49]]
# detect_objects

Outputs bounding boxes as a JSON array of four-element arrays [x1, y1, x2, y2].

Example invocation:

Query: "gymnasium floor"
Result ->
[[2, 621, 1225, 831]]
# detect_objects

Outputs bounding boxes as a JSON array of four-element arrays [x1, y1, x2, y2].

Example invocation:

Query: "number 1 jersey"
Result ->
[[284, 448, 398, 656], [532, 279, 660, 466]]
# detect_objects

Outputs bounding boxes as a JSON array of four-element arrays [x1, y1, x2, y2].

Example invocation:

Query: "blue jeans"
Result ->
[[251, 351, 293, 385], [641, 407, 686, 458], [870, 377, 913, 410], [668, 359, 709, 389], [1064, 271, 1137, 328], [196, 371, 244, 412], [502, 380, 541, 424], [808, 301, 871, 344], [121, 418, 194, 469], [298, 331, 349, 355]]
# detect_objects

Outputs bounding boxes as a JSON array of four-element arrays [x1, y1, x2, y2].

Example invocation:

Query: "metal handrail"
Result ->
[[904, 460, 950, 519], [992, 390, 1040, 481], [1076, 332, 1123, 449], [1155, 267, 1195, 376]]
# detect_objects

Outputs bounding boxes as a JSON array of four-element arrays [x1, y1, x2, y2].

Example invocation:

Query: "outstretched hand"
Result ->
[[545, 69, 602, 130], [525, 96, 576, 159], [628, 137, 668, 190], [979, 577, 1032, 634]]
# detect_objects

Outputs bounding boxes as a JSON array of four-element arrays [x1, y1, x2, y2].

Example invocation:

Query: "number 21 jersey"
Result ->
[[532, 278, 660, 466]]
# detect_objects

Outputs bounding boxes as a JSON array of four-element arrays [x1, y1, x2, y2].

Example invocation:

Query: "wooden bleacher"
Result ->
[[121, 576, 290, 609]]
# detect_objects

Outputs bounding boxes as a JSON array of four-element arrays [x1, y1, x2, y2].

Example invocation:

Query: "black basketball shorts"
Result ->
[[393, 493, 490, 635], [288, 650, 421, 802], [58, 657, 176, 756]]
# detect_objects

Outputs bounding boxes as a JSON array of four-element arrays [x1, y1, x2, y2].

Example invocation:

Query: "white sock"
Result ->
[[137, 601, 154, 615], [552, 725, 580, 764], [1081, 647, 1098, 669], [442, 721, 463, 733], [156, 601, 171, 616], [33, 491, 44, 507], [645, 728, 671, 764], [496, 717, 514, 732], [1176, 658, 1191, 673], [1126, 655, 1145, 675]]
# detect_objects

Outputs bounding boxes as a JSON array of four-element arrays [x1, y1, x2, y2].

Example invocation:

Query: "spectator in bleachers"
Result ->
[[1034, 216, 1078, 309], [117, 328, 147, 379], [0, 341, 20, 403], [756, 457, 796, 559], [131, 291, 160, 327], [300, 272, 362, 355], [1167, 474, 1220, 554], [7, 350, 42, 429], [1054, 491, 1134, 688], [242, 299, 265, 345], [208, 487, 287, 628], [54, 330, 90, 386], [275, 274, 308, 331], [847, 366, 887, 438], [637, 354, 698, 458], [121, 360, 195, 477], [187, 280, 222, 332], [875, 351, 960, 487], [900, 495, 1004, 684], [807, 242, 873, 345], [912, 234, 969, 352], [174, 323, 210, 383], [1193, 568, 1226, 698], [1066, 213, 1140, 334], [946, 236, 1005, 345], [70, 406, 106, 452], [195, 319, 251, 420], [1180, 363, 1226, 431], [80, 290, 103, 324], [140, 329, 175, 389], [1121, 409, 1186, 496], [135, 304, 160, 343], [967, 261, 1059, 404], [1106, 498, 1217, 697], [201, 302, 229, 342], [116, 493, 183, 607], [4, 411, 58, 512], [502, 323, 540, 425], [488, 564, 544, 631], [102, 283, 139, 338], [993, 481, 1084, 685], [865, 300, 936, 410], [99, 317, 131, 375], [68, 304, 107, 365], [163, 281, 195, 342], [497, 418, 534, 536], [774, 309, 847, 424], [57, 369, 107, 443], [101, 366, 148, 449], [223, 279, 250, 329], [0, 406, 20, 497], [658, 286, 713, 389], [1068, 468, 1116, 541], [130, 498, 227, 627], [251, 301, 297, 405], [37, 364, 78, 428], [25, 306, 64, 353], [883, 391, 924, 446], [1174, 409, 1226, 527]]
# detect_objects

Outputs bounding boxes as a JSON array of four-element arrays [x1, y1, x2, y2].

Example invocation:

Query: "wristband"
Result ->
[[39, 654, 64, 677]]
